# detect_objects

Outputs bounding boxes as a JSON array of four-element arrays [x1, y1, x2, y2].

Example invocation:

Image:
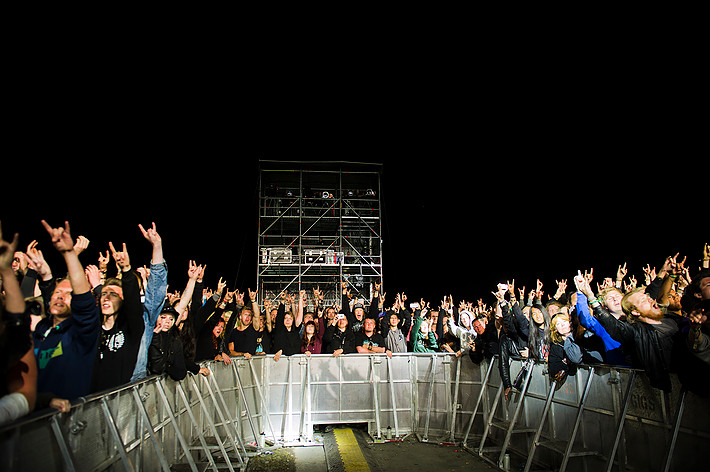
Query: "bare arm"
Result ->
[[41, 220, 91, 294]]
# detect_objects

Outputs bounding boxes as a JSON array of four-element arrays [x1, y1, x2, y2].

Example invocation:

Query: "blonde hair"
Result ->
[[550, 312, 571, 344], [621, 287, 646, 323]]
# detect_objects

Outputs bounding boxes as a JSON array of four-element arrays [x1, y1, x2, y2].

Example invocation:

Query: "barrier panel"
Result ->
[[0, 353, 706, 471]]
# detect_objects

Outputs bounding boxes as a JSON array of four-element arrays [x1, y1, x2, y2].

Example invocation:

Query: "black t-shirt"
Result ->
[[255, 329, 271, 354], [228, 325, 259, 354], [272, 326, 301, 356], [353, 331, 386, 351]]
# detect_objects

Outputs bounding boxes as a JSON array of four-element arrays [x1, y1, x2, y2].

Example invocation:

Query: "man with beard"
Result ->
[[33, 221, 101, 401], [576, 276, 686, 392]]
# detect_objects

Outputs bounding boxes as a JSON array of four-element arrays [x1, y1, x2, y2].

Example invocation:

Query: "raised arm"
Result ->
[[0, 222, 24, 314], [41, 220, 91, 294]]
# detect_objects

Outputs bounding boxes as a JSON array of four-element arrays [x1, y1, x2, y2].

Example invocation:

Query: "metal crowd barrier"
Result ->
[[0, 353, 706, 471]]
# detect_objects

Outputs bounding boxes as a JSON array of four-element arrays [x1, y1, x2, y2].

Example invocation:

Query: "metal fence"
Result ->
[[0, 354, 706, 471]]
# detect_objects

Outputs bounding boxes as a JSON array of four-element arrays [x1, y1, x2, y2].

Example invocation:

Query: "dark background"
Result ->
[[3, 57, 706, 307], [3, 137, 705, 309]]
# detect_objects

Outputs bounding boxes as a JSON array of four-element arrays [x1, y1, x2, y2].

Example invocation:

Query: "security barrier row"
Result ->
[[0, 353, 706, 471]]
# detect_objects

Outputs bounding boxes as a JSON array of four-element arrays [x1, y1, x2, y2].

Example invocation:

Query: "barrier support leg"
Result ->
[[156, 380, 199, 472], [523, 378, 557, 472], [663, 388, 687, 472], [605, 370, 635, 472], [100, 396, 135, 472], [131, 386, 172, 472], [559, 367, 595, 472], [462, 356, 496, 448], [478, 381, 504, 455], [497, 359, 535, 469]]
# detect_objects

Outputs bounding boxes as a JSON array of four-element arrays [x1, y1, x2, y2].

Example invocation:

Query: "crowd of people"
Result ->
[[1, 218, 708, 428]]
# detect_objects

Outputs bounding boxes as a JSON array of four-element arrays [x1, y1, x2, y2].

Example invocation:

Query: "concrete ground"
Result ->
[[245, 424, 494, 472]]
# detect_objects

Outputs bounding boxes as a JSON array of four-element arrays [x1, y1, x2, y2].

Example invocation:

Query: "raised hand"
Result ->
[[138, 222, 162, 246], [616, 262, 628, 282], [108, 241, 131, 272], [0, 221, 19, 270], [41, 220, 74, 253], [73, 235, 90, 255]]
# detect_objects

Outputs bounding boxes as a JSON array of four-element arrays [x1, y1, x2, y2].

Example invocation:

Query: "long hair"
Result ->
[[528, 306, 551, 361], [301, 320, 317, 347], [550, 312, 571, 344]]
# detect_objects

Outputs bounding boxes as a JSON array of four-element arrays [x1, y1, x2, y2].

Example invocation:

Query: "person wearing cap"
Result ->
[[149, 307, 208, 380]]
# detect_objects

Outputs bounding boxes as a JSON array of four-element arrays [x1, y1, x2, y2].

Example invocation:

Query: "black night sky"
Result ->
[[4, 125, 705, 310], [3, 65, 706, 307]]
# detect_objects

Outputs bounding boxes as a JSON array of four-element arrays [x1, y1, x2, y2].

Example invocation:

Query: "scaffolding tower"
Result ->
[[257, 160, 383, 310]]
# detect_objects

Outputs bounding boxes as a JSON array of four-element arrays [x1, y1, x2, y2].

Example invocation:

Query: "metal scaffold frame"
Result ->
[[256, 160, 383, 309]]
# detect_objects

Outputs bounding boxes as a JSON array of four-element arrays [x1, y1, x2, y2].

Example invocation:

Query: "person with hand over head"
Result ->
[[0, 221, 36, 426], [149, 307, 208, 381], [272, 290, 305, 361], [578, 256, 688, 392], [323, 312, 356, 356], [35, 221, 101, 401], [91, 239, 145, 392], [130, 222, 168, 381], [227, 290, 263, 360]]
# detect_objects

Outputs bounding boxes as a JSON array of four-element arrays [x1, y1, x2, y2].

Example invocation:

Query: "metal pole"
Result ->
[[100, 397, 135, 472], [156, 379, 199, 472], [559, 367, 596, 472], [663, 388, 687, 472], [231, 360, 260, 444], [203, 366, 246, 466], [523, 378, 557, 472], [387, 355, 400, 438], [188, 376, 235, 472], [449, 354, 462, 442], [248, 358, 278, 441], [462, 356, 496, 447], [50, 415, 78, 472], [371, 355, 383, 439], [131, 386, 172, 472], [605, 371, 636, 472], [175, 382, 219, 472], [497, 359, 535, 468], [422, 354, 437, 442]]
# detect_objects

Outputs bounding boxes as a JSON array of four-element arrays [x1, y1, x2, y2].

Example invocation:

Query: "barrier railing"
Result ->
[[0, 353, 706, 471]]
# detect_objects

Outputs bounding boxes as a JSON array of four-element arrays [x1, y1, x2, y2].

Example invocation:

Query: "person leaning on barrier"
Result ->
[[492, 285, 526, 400], [272, 290, 305, 361], [0, 222, 37, 426], [90, 239, 145, 393], [323, 312, 356, 356], [575, 263, 687, 392], [548, 309, 603, 386], [682, 268, 710, 364], [227, 289, 262, 359], [130, 222, 168, 382], [188, 273, 233, 364], [354, 318, 392, 357], [411, 305, 439, 353], [33, 221, 101, 402], [301, 316, 325, 355], [149, 307, 209, 380], [383, 310, 408, 353]]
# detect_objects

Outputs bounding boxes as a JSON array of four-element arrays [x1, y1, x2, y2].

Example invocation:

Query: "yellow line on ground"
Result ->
[[334, 428, 371, 472]]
